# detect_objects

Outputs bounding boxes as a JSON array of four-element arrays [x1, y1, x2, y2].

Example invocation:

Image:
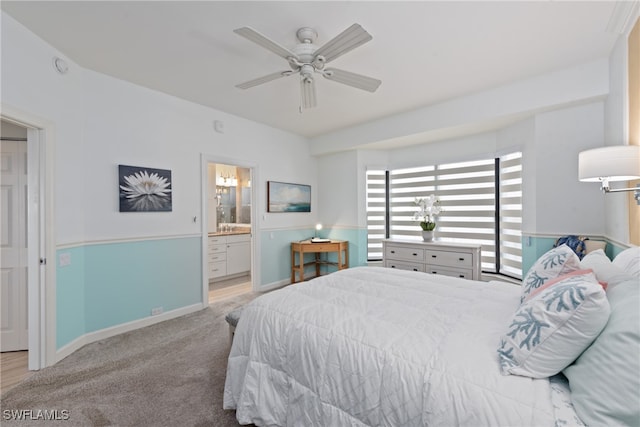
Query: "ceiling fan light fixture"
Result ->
[[300, 76, 316, 109]]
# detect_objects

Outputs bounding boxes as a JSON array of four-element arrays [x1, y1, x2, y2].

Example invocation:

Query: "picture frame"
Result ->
[[118, 164, 172, 212], [267, 181, 311, 213]]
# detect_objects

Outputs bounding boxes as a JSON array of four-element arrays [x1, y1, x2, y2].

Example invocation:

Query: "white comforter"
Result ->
[[224, 267, 556, 426]]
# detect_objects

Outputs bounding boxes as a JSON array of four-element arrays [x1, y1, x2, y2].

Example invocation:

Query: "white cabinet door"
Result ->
[[226, 242, 250, 276]]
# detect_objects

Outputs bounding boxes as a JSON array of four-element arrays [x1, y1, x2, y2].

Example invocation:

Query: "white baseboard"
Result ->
[[55, 303, 202, 363], [258, 278, 290, 292]]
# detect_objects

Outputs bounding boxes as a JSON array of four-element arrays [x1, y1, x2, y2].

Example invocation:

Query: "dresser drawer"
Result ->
[[382, 239, 481, 281], [425, 249, 473, 268], [385, 260, 425, 272], [385, 246, 425, 262], [425, 265, 473, 280]]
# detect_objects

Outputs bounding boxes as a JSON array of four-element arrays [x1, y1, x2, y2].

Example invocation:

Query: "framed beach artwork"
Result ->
[[118, 165, 172, 212], [267, 181, 311, 213]]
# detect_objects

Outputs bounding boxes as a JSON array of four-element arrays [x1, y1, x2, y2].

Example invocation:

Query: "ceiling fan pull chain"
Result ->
[[299, 88, 303, 114]]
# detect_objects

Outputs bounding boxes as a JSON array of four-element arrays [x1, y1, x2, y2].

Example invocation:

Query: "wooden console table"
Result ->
[[291, 239, 349, 283]]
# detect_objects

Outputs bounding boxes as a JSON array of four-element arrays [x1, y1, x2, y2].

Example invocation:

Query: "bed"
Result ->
[[224, 245, 640, 426]]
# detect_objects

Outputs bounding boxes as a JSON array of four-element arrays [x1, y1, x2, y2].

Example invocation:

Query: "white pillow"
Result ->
[[580, 249, 632, 290], [563, 275, 640, 426], [498, 270, 610, 378], [520, 245, 581, 303], [613, 246, 640, 277]]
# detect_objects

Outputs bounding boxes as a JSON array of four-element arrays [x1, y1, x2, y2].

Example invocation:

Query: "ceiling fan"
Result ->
[[234, 24, 381, 109]]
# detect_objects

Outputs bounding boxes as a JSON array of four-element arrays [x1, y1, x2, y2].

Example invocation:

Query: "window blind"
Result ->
[[366, 169, 387, 261], [498, 152, 523, 278]]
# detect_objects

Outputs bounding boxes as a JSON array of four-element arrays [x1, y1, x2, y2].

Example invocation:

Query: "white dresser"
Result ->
[[383, 239, 482, 280], [208, 233, 251, 280]]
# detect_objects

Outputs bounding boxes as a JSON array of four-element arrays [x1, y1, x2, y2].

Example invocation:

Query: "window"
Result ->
[[366, 153, 522, 279], [497, 152, 523, 278], [366, 169, 387, 261]]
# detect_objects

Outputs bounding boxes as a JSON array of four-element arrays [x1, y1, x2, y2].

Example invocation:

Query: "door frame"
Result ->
[[2, 106, 56, 370], [200, 154, 260, 305]]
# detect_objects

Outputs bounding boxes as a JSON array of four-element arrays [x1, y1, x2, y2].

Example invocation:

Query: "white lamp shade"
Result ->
[[578, 145, 640, 182]]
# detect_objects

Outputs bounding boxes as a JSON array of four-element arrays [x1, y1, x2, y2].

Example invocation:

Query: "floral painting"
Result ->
[[118, 165, 172, 212]]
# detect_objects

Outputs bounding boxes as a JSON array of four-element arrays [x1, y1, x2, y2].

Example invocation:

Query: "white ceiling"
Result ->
[[1, 1, 628, 138]]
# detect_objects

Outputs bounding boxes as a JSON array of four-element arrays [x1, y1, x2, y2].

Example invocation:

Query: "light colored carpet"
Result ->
[[1, 292, 258, 426]]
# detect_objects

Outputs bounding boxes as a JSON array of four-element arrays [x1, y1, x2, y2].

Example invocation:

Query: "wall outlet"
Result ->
[[59, 252, 71, 267], [151, 307, 163, 316]]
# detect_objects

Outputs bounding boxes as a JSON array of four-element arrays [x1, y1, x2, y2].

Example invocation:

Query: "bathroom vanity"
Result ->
[[208, 229, 251, 280]]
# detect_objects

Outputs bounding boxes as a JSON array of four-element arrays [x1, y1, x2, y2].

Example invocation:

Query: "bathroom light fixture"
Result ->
[[217, 172, 237, 187], [578, 145, 640, 204]]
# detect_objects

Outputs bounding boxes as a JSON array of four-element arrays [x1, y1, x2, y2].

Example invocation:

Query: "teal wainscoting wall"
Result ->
[[607, 242, 628, 259], [260, 228, 313, 286], [521, 236, 558, 276], [56, 236, 202, 349], [321, 227, 368, 269], [260, 227, 368, 287], [56, 246, 86, 349]]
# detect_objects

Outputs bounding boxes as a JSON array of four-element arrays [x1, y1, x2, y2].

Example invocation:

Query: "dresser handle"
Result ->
[[413, 268, 418, 271], [459, 257, 465, 261], [432, 255, 437, 258], [459, 274, 465, 278], [391, 265, 396, 268], [412, 253, 418, 256], [390, 250, 395, 254]]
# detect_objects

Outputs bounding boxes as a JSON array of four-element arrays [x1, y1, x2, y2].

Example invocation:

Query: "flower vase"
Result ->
[[422, 230, 435, 242]]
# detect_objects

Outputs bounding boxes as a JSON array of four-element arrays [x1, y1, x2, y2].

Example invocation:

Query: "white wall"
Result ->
[[317, 150, 359, 228], [2, 13, 87, 243], [309, 59, 609, 156], [1, 11, 315, 247], [387, 132, 498, 169], [531, 102, 606, 236], [80, 69, 314, 242]]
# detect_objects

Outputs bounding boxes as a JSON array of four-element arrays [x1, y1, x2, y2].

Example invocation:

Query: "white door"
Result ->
[[1, 139, 28, 351]]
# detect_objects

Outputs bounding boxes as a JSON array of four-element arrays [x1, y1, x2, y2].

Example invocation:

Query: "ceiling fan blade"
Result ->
[[323, 68, 381, 92], [234, 27, 298, 60], [313, 24, 372, 63], [300, 76, 317, 109], [236, 70, 294, 90]]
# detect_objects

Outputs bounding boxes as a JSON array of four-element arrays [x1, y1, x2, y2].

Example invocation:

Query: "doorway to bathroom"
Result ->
[[206, 161, 254, 303]]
